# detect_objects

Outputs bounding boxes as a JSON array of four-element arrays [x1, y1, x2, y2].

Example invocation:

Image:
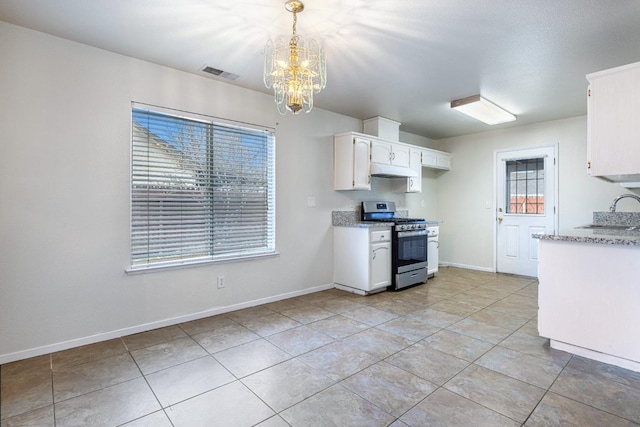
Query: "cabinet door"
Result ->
[[353, 138, 371, 190], [422, 149, 437, 167], [371, 140, 391, 165], [406, 148, 422, 193], [588, 63, 640, 178], [391, 144, 411, 168], [334, 133, 371, 191], [370, 242, 391, 290], [428, 237, 439, 275], [436, 153, 451, 170]]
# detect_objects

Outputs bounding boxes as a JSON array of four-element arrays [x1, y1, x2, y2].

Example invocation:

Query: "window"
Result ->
[[505, 158, 544, 214], [130, 103, 276, 270]]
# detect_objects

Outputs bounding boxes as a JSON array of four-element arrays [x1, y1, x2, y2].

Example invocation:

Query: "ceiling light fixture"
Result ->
[[264, 1, 326, 115], [450, 95, 516, 125]]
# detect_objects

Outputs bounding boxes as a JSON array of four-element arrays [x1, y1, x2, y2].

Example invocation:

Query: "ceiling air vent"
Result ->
[[200, 65, 240, 81]]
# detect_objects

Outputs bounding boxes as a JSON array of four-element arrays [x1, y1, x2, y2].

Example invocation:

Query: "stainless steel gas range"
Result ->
[[361, 201, 428, 291]]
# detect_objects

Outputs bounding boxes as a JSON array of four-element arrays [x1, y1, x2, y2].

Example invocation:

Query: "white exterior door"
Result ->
[[496, 146, 557, 277]]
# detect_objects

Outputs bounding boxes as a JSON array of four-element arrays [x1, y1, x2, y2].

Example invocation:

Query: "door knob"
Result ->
[[498, 217, 504, 222]]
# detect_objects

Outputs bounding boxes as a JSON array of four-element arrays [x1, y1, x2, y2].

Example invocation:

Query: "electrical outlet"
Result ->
[[217, 275, 225, 289]]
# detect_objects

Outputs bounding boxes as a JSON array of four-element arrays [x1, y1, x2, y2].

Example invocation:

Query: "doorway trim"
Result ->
[[492, 143, 559, 275]]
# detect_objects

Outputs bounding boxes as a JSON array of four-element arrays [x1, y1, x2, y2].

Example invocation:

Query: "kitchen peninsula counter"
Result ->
[[534, 226, 640, 372], [533, 228, 640, 245]]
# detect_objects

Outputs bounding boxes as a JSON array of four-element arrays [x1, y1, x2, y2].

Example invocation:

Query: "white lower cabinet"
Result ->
[[334, 227, 391, 295], [427, 226, 439, 277], [538, 238, 640, 370]]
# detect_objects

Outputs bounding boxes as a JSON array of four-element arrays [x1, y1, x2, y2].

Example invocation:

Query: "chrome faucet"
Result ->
[[609, 194, 640, 212]]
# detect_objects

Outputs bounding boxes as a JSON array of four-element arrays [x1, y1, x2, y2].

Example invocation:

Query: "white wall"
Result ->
[[0, 22, 438, 362], [9, 20, 624, 362], [436, 116, 638, 271]]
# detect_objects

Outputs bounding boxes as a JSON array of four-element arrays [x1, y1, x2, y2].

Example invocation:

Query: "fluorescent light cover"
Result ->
[[451, 95, 516, 125]]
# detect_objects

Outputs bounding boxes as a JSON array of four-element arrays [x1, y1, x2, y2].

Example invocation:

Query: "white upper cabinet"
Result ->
[[370, 140, 392, 164], [391, 143, 410, 168], [421, 148, 451, 170], [406, 148, 422, 193], [334, 131, 451, 191], [422, 150, 437, 167], [334, 133, 371, 190], [587, 61, 640, 183], [436, 152, 452, 170], [370, 140, 410, 168]]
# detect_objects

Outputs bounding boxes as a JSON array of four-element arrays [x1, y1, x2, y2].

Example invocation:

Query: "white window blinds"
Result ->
[[130, 104, 276, 270]]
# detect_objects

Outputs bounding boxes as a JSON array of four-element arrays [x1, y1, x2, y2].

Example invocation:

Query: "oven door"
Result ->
[[394, 230, 428, 273]]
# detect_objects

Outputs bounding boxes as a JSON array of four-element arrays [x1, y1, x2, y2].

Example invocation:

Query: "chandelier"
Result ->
[[264, 1, 326, 114]]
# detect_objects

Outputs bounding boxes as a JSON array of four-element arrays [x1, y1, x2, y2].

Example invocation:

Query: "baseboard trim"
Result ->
[[550, 339, 640, 373], [0, 283, 335, 365], [438, 262, 494, 273]]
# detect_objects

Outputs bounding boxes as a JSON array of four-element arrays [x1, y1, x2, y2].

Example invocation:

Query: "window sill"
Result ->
[[125, 251, 280, 275]]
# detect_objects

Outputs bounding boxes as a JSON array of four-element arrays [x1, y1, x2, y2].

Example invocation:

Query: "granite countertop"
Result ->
[[332, 209, 439, 228], [332, 210, 394, 228], [534, 211, 640, 246], [533, 228, 640, 246], [336, 221, 395, 228]]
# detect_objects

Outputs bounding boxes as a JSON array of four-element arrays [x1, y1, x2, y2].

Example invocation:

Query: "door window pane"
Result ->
[[505, 158, 544, 214]]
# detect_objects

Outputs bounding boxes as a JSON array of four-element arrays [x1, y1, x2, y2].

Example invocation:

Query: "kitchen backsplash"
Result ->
[[593, 211, 640, 226]]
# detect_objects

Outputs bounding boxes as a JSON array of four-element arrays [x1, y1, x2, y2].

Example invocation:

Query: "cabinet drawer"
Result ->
[[370, 230, 391, 242]]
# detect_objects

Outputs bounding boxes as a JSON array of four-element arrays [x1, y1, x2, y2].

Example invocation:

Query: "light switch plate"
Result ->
[[307, 196, 316, 207]]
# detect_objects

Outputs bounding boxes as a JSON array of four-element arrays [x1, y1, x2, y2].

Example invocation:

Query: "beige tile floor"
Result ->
[[2, 267, 640, 426]]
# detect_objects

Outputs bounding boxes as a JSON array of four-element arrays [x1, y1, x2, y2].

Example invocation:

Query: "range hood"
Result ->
[[370, 162, 418, 178]]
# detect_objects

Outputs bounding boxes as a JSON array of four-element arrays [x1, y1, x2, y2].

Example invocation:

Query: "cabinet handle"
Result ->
[[392, 152, 395, 160]]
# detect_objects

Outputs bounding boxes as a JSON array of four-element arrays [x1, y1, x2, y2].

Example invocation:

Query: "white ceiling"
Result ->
[[1, 0, 640, 139]]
